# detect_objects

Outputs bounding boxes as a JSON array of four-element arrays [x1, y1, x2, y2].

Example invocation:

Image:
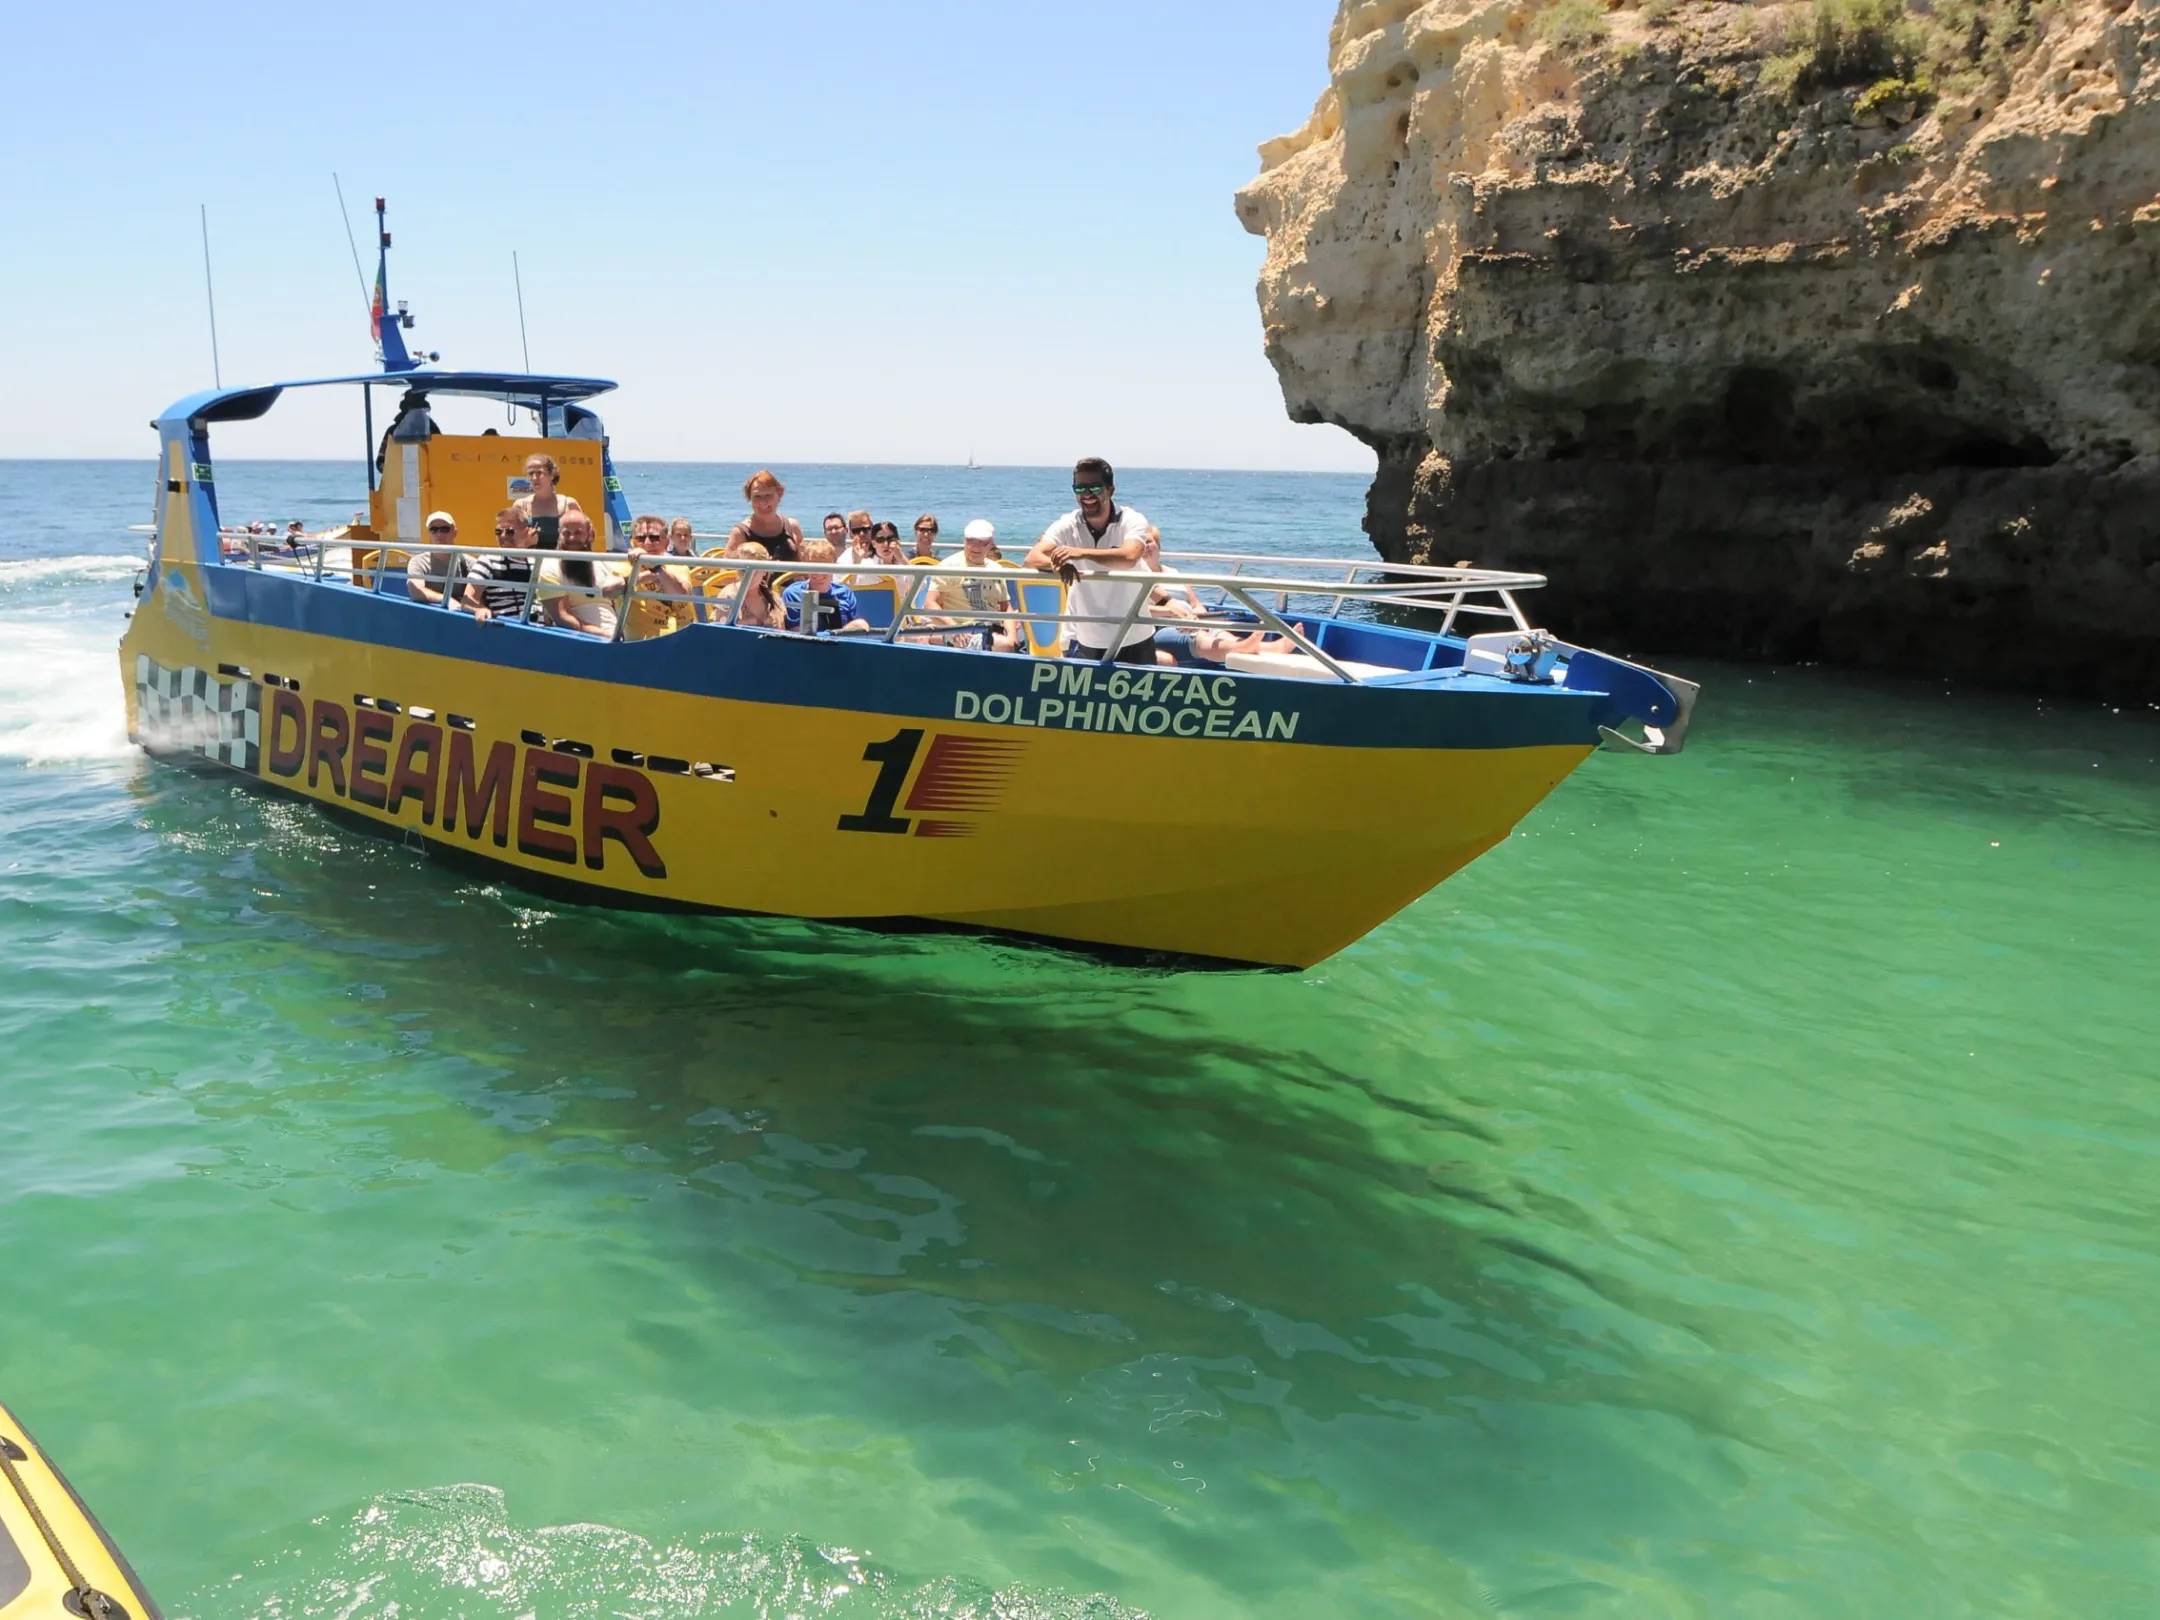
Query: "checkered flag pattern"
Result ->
[[135, 655, 262, 771]]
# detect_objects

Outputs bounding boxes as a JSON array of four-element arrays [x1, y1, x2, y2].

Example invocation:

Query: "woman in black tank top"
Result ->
[[515, 454, 584, 553], [727, 468, 804, 563]]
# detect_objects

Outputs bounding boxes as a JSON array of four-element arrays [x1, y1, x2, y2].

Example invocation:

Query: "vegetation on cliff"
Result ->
[[1544, 0, 2064, 120]]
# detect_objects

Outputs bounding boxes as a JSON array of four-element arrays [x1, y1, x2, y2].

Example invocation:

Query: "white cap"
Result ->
[[425, 510, 456, 529], [963, 519, 996, 541]]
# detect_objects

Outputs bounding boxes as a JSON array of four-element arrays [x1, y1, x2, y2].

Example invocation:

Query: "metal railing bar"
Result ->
[[174, 539, 1556, 676], [1222, 584, 1360, 684]]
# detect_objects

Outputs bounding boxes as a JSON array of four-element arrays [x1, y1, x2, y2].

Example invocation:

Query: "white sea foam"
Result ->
[[0, 553, 144, 590], [0, 620, 133, 764]]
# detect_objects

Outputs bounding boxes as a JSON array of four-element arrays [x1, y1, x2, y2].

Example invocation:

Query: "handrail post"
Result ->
[[613, 556, 639, 642], [1329, 560, 1355, 618], [1439, 580, 1466, 637], [1093, 566, 1150, 662], [888, 571, 928, 644]]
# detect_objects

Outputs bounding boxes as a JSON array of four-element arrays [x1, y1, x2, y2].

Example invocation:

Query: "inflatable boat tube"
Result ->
[[0, 1401, 160, 1619]]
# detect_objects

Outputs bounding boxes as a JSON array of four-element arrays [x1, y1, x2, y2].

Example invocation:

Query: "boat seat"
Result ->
[[850, 579, 900, 631], [1224, 649, 1399, 683], [353, 547, 412, 593], [1006, 571, 1066, 657], [697, 569, 746, 622]]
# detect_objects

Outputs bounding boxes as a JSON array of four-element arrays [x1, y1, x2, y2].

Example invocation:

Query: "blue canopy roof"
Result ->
[[156, 368, 618, 430]]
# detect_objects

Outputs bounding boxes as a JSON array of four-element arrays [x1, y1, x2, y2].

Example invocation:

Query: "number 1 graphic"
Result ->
[[837, 728, 923, 833]]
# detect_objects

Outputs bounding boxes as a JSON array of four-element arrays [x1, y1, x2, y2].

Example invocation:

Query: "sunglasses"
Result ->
[[428, 523, 455, 533], [916, 528, 937, 537], [848, 524, 871, 534], [494, 527, 516, 538], [636, 532, 667, 543], [1072, 483, 1107, 496]]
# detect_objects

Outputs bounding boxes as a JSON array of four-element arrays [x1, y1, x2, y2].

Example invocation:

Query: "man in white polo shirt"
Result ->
[[1025, 457, 1155, 663]]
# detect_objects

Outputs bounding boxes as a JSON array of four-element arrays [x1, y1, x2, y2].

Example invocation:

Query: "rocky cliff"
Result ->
[[1236, 0, 2160, 695]]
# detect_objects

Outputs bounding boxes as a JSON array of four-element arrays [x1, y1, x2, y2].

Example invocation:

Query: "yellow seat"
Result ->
[[697, 568, 742, 622], [688, 549, 729, 591], [353, 547, 413, 593]]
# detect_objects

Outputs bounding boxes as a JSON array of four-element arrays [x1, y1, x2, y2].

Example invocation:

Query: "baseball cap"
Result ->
[[425, 510, 456, 529], [963, 519, 996, 541]]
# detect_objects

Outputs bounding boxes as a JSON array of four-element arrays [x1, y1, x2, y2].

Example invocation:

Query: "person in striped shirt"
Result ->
[[459, 508, 542, 624]]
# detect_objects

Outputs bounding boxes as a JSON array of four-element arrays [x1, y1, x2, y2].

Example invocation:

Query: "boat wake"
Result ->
[[0, 553, 144, 591], [202, 1484, 1148, 1619], [0, 619, 132, 765]]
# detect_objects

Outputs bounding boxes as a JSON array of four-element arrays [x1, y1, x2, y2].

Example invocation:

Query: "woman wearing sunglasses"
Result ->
[[868, 521, 907, 567]]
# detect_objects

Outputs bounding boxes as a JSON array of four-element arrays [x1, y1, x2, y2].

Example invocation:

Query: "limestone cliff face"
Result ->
[[1237, 0, 2160, 694]]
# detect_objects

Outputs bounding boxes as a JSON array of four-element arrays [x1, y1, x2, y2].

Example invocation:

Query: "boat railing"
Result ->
[[208, 535, 1553, 685]]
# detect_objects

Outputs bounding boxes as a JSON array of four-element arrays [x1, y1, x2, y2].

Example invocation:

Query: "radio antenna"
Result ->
[[199, 204, 222, 388], [331, 173, 370, 315], [513, 251, 532, 371]]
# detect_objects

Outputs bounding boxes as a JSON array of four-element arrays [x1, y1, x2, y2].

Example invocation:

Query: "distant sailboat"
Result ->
[[965, 446, 980, 471]]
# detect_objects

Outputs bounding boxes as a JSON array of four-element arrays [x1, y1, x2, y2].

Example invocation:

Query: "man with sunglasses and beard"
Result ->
[[1025, 457, 1155, 663]]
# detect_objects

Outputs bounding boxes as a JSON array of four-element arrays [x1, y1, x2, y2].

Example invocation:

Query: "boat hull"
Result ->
[[119, 547, 1598, 968], [1, 1401, 162, 1620]]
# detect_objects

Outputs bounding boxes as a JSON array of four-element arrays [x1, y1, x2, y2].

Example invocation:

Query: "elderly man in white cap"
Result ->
[[405, 510, 468, 607], [926, 518, 1020, 650]]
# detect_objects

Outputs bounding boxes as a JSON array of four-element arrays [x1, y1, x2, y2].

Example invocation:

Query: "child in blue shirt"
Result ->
[[782, 540, 871, 634]]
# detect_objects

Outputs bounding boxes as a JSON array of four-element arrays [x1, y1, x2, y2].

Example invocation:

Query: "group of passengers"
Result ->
[[218, 518, 310, 557], [403, 454, 1304, 665]]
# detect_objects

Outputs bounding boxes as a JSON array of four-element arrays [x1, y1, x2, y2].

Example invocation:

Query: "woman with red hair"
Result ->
[[725, 469, 804, 563]]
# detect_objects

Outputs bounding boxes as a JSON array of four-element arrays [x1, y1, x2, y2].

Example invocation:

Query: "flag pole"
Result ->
[[199, 204, 222, 388]]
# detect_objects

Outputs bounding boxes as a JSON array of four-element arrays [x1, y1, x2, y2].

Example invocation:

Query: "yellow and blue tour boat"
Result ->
[[117, 206, 1695, 969], [0, 1400, 160, 1620]]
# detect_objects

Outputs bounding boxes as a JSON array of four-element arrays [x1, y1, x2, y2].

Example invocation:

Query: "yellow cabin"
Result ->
[[369, 421, 612, 548]]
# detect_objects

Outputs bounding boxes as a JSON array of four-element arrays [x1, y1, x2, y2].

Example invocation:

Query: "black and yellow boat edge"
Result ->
[[0, 1402, 161, 1620]]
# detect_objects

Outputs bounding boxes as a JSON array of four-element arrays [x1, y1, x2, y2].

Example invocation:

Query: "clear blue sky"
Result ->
[[2, 1, 1368, 472]]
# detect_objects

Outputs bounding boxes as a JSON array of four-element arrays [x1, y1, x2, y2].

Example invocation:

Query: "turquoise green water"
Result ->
[[4, 462, 2158, 1617]]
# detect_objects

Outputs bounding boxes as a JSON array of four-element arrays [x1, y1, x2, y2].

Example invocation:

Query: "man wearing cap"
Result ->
[[1024, 457, 1154, 663], [405, 510, 467, 607], [928, 520, 1020, 651]]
